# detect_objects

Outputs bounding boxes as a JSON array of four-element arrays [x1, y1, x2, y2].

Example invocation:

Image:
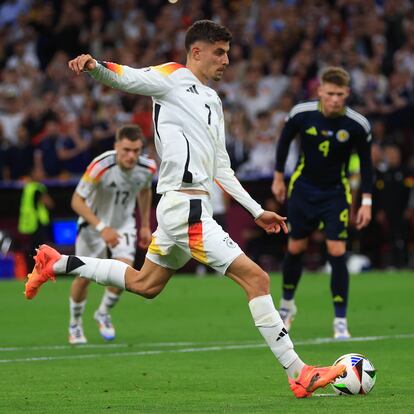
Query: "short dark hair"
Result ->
[[185, 20, 232, 52], [320, 66, 350, 87], [116, 124, 144, 143]]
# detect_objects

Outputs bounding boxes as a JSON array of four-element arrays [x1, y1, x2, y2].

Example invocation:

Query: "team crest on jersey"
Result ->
[[224, 236, 236, 248], [336, 129, 350, 142]]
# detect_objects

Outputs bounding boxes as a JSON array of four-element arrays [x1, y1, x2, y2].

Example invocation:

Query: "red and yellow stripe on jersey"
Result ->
[[81, 152, 116, 184], [101, 61, 124, 76], [152, 62, 185, 76]]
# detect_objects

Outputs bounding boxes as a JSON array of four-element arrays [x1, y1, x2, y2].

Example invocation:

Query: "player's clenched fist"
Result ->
[[68, 54, 96, 75]]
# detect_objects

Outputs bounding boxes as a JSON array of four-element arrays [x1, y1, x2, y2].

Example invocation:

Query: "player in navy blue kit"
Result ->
[[272, 67, 373, 339]]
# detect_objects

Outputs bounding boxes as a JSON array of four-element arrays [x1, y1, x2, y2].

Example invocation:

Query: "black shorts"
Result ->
[[287, 179, 350, 240]]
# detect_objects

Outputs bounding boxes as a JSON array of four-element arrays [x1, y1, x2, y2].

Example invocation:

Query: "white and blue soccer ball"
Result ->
[[332, 353, 376, 395]]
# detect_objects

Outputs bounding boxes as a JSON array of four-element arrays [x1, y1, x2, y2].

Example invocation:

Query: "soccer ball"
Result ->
[[331, 353, 376, 395]]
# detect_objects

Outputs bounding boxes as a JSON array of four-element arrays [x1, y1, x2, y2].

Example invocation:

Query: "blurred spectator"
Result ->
[[373, 144, 410, 268], [131, 98, 153, 140], [238, 110, 277, 177], [56, 117, 91, 177], [0, 124, 8, 180], [225, 108, 251, 172], [36, 118, 62, 178], [0, 91, 25, 145], [259, 59, 289, 107], [239, 65, 272, 122], [0, 0, 31, 28], [7, 125, 33, 180]]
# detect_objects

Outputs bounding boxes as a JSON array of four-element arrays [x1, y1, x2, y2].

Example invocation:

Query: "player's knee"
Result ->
[[250, 268, 270, 296], [75, 276, 90, 288], [288, 239, 307, 255], [327, 245, 346, 257]]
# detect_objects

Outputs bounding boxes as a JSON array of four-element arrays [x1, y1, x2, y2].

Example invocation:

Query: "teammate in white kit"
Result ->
[[69, 124, 155, 344], [25, 20, 345, 397]]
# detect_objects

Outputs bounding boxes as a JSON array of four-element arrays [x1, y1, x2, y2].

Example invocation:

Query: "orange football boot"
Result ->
[[289, 364, 346, 398], [25, 244, 61, 299]]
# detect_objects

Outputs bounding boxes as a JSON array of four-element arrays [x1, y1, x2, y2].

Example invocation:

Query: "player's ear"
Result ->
[[191, 46, 202, 61]]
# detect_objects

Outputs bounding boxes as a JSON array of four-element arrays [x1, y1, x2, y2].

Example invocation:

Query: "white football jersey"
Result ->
[[89, 61, 264, 218], [75, 150, 156, 230]]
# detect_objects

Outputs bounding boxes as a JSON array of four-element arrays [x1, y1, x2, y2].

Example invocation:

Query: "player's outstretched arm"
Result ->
[[68, 55, 175, 97], [255, 211, 288, 234], [68, 54, 96, 75]]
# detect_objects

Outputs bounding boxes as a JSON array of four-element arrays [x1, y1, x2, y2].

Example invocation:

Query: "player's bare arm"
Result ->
[[137, 187, 152, 249], [68, 54, 96, 75], [356, 193, 372, 230], [71, 192, 120, 247], [272, 171, 286, 203]]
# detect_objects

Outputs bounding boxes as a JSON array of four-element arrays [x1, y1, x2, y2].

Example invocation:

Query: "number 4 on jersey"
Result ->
[[319, 140, 330, 157]]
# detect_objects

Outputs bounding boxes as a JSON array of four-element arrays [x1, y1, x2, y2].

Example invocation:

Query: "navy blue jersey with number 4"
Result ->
[[276, 101, 373, 194]]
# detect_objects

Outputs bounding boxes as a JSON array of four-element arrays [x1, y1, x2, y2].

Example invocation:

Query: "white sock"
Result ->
[[98, 290, 121, 315], [249, 294, 305, 378], [53, 255, 127, 289], [280, 298, 295, 309], [69, 297, 86, 325]]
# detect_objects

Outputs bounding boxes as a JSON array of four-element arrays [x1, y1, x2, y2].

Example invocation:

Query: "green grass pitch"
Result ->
[[0, 271, 413, 413]]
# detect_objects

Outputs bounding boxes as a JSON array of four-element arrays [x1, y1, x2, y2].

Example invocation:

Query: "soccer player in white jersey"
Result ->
[[25, 20, 345, 397], [68, 124, 155, 344]]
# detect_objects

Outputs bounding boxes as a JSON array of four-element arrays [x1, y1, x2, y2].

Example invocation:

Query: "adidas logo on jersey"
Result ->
[[186, 85, 199, 94], [276, 327, 288, 341]]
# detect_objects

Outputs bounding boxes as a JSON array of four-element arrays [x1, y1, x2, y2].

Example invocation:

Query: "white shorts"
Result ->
[[146, 191, 243, 274], [76, 226, 136, 262]]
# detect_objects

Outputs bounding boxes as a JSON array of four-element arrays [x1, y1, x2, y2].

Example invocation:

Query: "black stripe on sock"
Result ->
[[66, 256, 85, 273]]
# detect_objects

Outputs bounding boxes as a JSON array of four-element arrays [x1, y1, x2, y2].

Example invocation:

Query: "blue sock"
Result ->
[[328, 254, 349, 318], [282, 252, 303, 300]]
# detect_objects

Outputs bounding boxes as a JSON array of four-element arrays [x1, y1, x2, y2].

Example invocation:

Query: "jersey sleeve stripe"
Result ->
[[85, 152, 115, 172], [289, 101, 318, 118], [345, 108, 371, 134], [82, 164, 115, 184], [152, 62, 185, 76], [138, 162, 157, 174], [100, 61, 124, 76], [138, 156, 157, 174], [83, 152, 116, 183]]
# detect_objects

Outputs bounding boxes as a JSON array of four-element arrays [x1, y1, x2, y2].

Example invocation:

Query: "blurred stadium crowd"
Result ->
[[0, 0, 414, 268]]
